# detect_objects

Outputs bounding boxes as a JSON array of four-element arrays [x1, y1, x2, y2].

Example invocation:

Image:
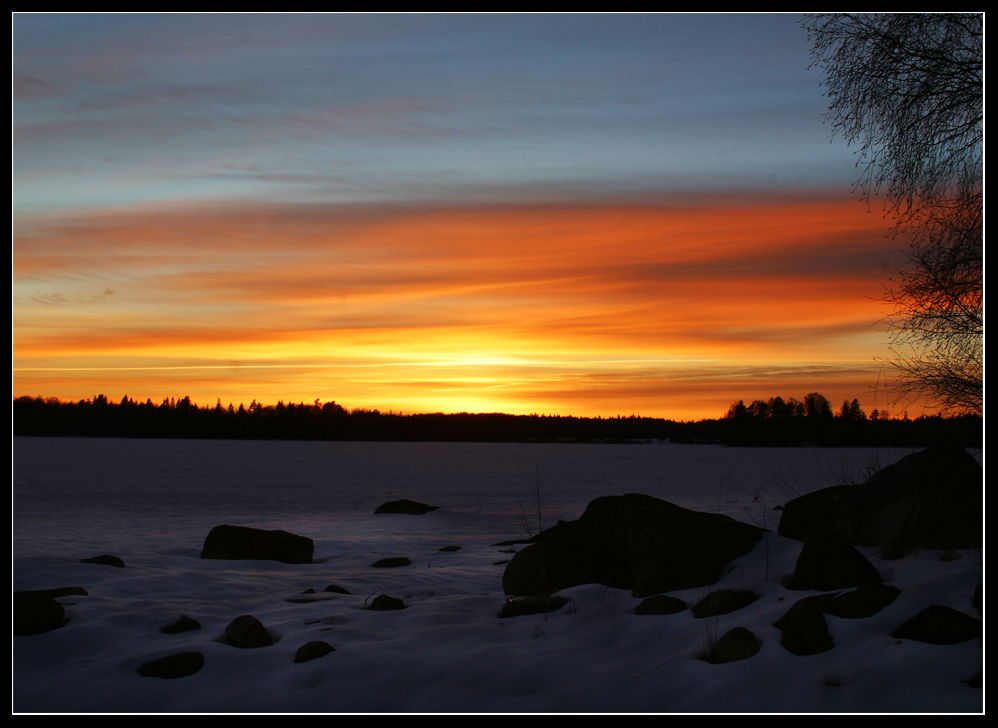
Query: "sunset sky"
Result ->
[[12, 13, 916, 421]]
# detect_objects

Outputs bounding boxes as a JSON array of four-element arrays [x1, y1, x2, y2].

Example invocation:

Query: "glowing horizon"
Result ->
[[13, 14, 924, 422], [14, 196, 911, 421]]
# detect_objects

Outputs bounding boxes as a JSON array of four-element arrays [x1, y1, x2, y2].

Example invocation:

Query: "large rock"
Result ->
[[200, 525, 314, 564], [502, 493, 764, 597], [778, 444, 982, 556]]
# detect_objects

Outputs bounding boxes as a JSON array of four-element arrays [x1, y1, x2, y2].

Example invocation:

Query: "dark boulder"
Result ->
[[776, 486, 851, 543], [160, 615, 201, 634], [365, 594, 406, 611], [702, 627, 761, 664], [137, 652, 205, 679], [634, 595, 687, 615], [13, 591, 71, 635], [323, 584, 352, 594], [374, 500, 439, 515], [294, 640, 335, 663], [791, 529, 882, 591], [773, 594, 837, 656], [372, 557, 411, 568], [200, 525, 313, 564], [502, 493, 764, 597], [778, 444, 982, 557], [80, 554, 125, 568], [892, 604, 983, 644], [224, 614, 273, 648], [691, 590, 759, 618], [14, 586, 87, 600]]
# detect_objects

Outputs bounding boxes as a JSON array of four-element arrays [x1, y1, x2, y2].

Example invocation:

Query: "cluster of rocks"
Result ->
[[16, 499, 443, 679], [497, 443, 982, 670]]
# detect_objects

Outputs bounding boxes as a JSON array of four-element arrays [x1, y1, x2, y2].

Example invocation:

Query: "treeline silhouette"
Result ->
[[12, 393, 981, 448]]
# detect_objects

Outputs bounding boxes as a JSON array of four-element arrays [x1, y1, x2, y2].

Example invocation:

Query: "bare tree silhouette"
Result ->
[[802, 13, 983, 414]]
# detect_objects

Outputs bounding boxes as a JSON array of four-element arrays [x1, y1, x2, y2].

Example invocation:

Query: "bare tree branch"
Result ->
[[803, 13, 983, 414]]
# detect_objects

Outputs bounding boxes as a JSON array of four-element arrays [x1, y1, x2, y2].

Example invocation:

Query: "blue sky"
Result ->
[[13, 13, 913, 420], [13, 13, 854, 213]]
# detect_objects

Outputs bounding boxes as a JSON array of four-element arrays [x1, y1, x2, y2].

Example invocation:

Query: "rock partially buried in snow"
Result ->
[[373, 499, 440, 515], [791, 529, 882, 591], [702, 627, 761, 664], [778, 443, 982, 556], [13, 590, 73, 635], [892, 604, 983, 644], [691, 590, 759, 618], [200, 524, 314, 564], [365, 594, 406, 611], [773, 594, 836, 656], [294, 641, 335, 663], [372, 557, 411, 568], [80, 554, 125, 567], [224, 614, 273, 648], [159, 615, 201, 634], [137, 651, 205, 679], [502, 493, 764, 597], [825, 583, 901, 619], [323, 584, 352, 594], [634, 594, 687, 615]]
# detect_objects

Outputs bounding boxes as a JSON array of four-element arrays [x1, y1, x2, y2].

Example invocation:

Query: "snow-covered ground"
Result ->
[[13, 438, 983, 713]]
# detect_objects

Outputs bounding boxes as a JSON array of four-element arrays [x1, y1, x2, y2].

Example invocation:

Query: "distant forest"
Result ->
[[12, 393, 982, 448]]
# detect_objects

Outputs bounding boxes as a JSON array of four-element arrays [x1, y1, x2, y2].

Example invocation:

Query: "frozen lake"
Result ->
[[13, 437, 919, 555], [13, 438, 982, 713]]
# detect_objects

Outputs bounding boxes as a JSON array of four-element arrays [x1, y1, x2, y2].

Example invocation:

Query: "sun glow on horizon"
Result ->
[[13, 196, 909, 421]]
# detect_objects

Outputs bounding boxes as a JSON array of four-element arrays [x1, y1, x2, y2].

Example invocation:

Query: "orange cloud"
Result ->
[[13, 194, 910, 420]]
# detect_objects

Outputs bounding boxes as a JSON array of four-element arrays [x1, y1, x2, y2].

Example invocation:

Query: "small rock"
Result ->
[[294, 640, 335, 663], [691, 590, 758, 618], [224, 615, 273, 648], [439, 545, 462, 552], [13, 592, 68, 635], [372, 557, 411, 568], [792, 530, 882, 591], [702, 627, 760, 664], [323, 584, 352, 594], [160, 615, 201, 634], [773, 594, 837, 656], [373, 499, 439, 515], [137, 652, 204, 679], [892, 604, 983, 644], [366, 594, 406, 611], [80, 554, 125, 568], [634, 595, 687, 615]]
